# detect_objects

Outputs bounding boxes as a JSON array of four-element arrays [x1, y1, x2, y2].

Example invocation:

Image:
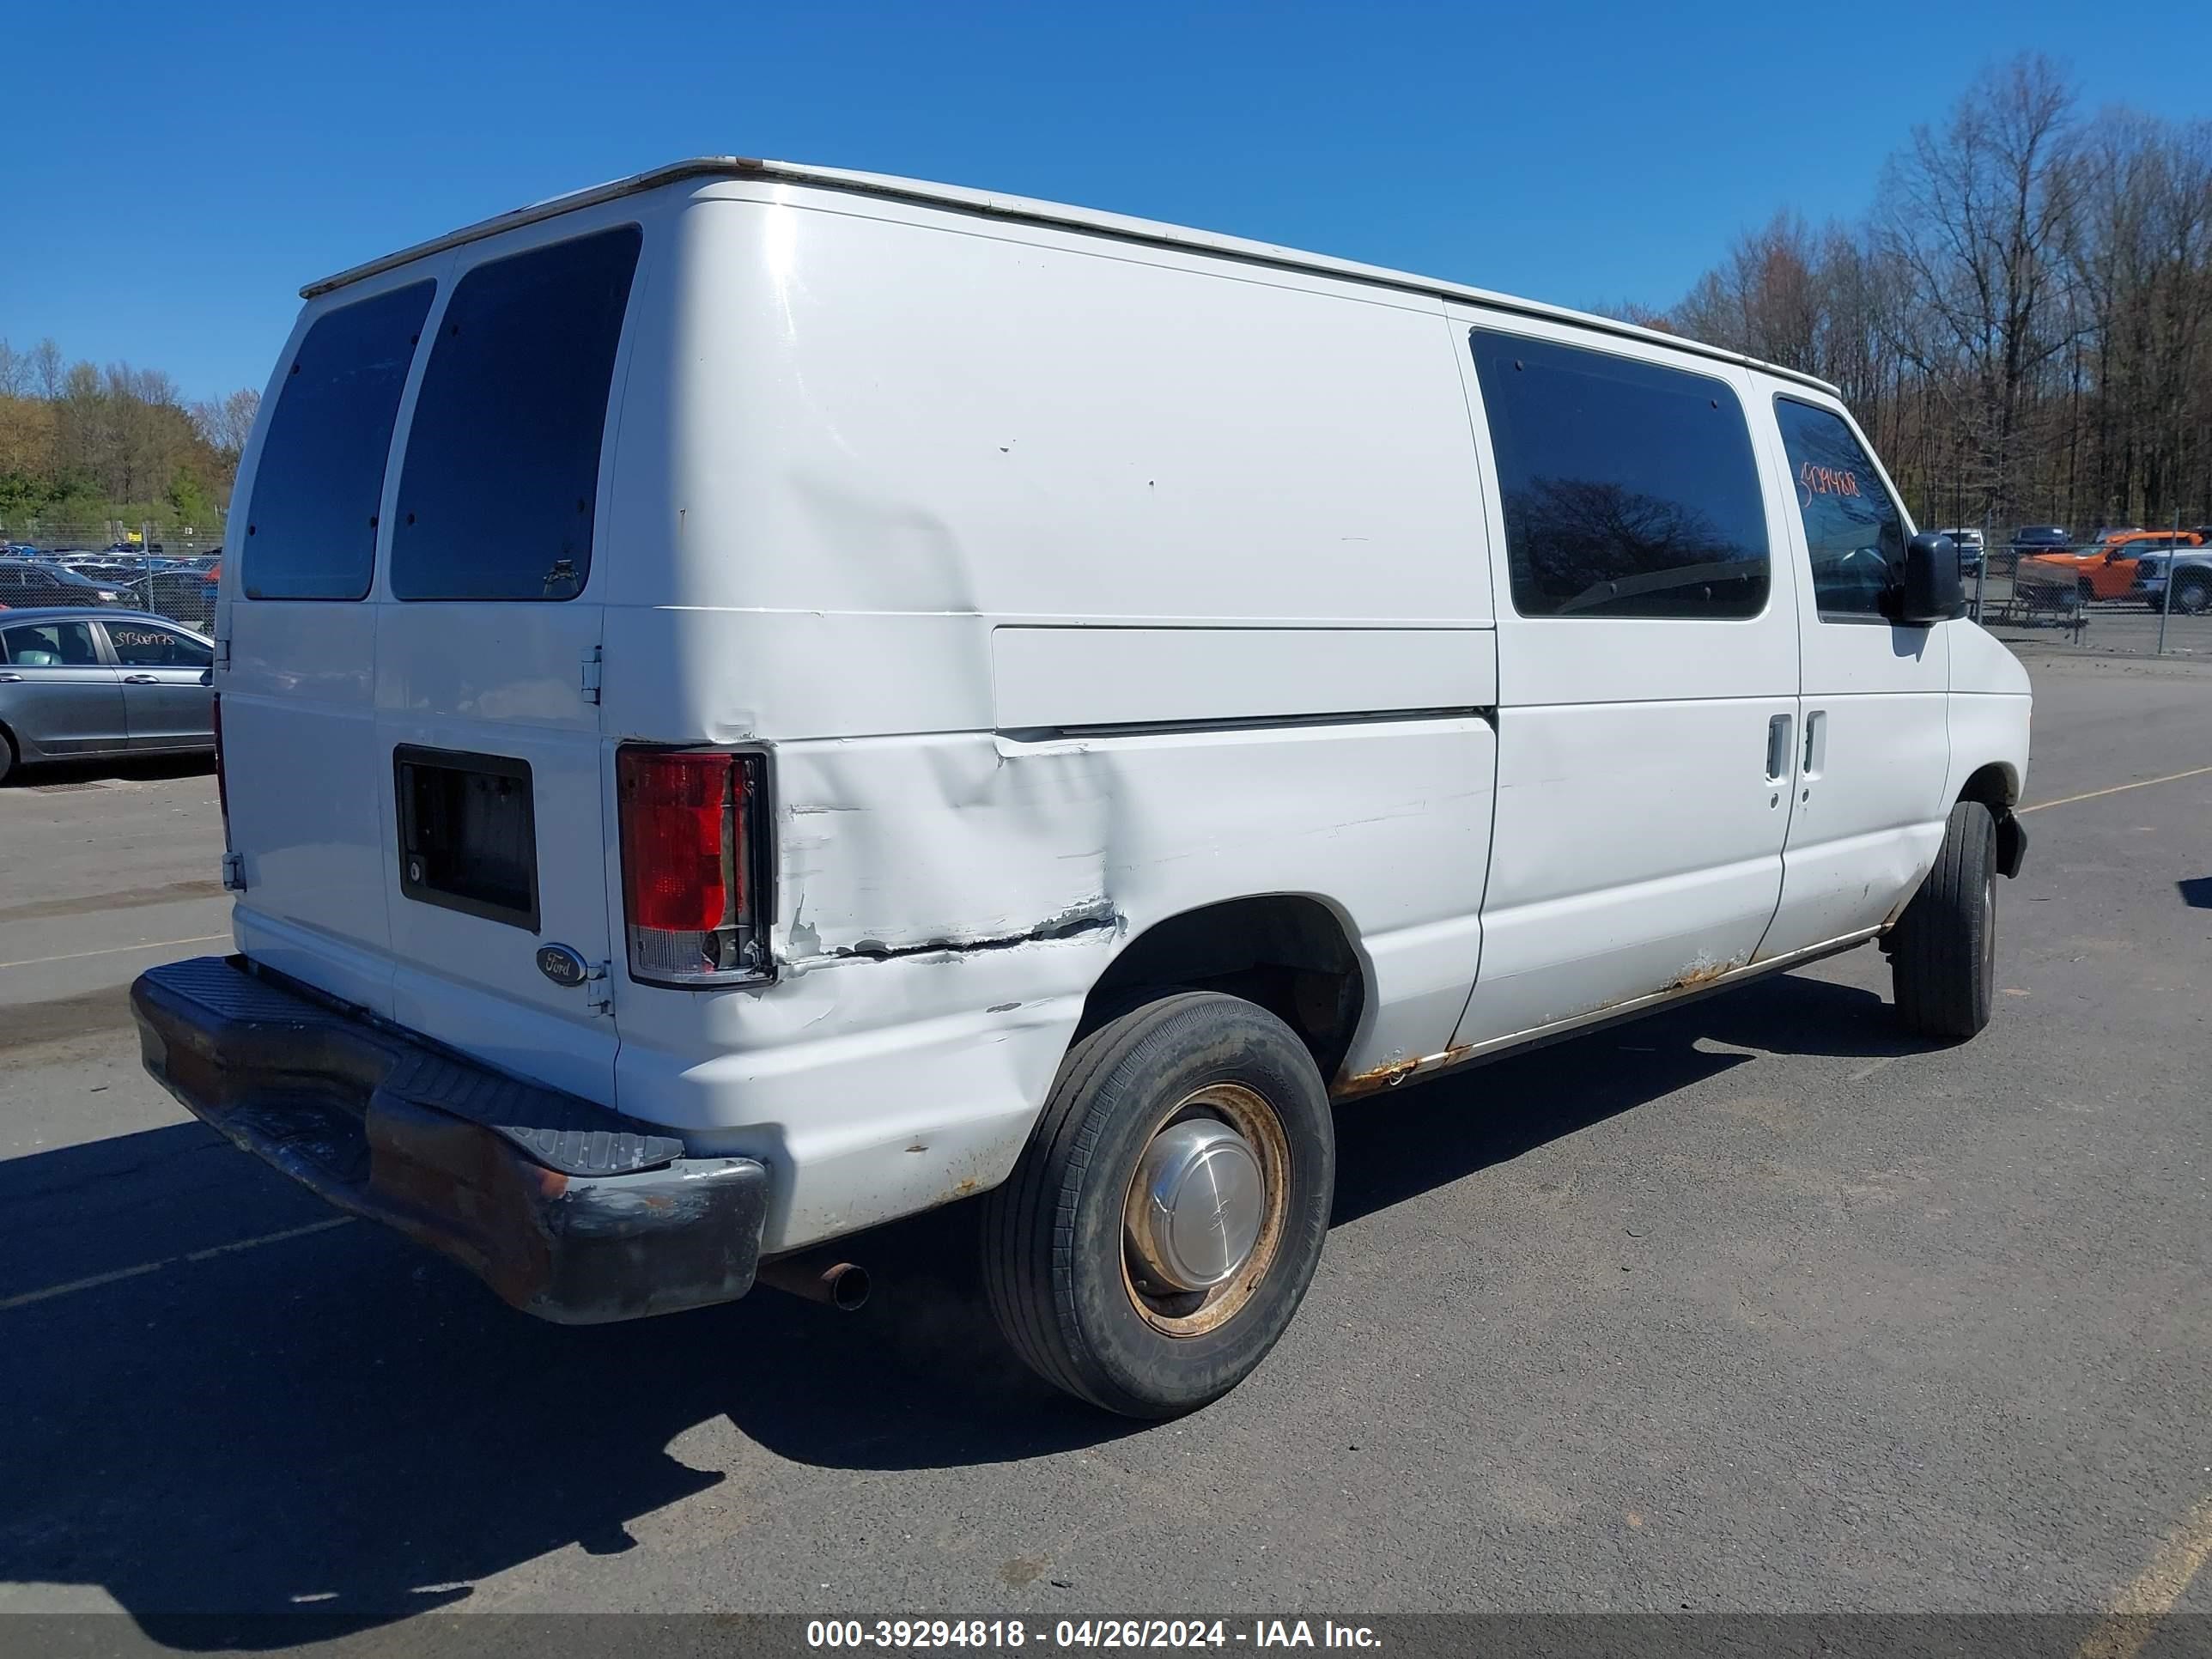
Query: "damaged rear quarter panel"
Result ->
[[613, 718, 1496, 1253]]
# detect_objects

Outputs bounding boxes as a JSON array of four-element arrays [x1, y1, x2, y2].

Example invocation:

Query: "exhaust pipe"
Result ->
[[756, 1255, 871, 1312]]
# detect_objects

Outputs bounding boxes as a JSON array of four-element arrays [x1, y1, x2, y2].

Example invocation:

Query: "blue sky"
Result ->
[[6, 0, 2209, 403]]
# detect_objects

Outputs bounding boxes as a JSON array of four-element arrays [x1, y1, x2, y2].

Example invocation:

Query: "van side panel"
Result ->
[[991, 626, 1495, 732], [620, 717, 1495, 1253], [597, 189, 1501, 1249], [601, 191, 1492, 635]]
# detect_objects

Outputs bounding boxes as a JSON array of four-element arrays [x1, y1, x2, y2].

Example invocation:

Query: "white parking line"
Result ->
[[0, 933, 228, 972], [0, 1218, 354, 1312], [2023, 765, 2212, 813], [2075, 1494, 2212, 1659]]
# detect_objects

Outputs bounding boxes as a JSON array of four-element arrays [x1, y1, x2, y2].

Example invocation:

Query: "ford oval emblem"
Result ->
[[536, 944, 589, 988]]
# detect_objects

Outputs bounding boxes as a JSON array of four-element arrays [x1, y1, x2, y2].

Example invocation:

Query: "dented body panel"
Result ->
[[620, 718, 1495, 1250], [180, 161, 2032, 1306]]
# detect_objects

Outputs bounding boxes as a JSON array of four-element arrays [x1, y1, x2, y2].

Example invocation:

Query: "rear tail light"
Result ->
[[617, 746, 771, 985]]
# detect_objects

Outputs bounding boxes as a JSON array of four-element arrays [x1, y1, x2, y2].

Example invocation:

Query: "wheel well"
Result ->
[[1081, 896, 1367, 1077], [1956, 762, 2017, 817], [1957, 761, 2025, 878]]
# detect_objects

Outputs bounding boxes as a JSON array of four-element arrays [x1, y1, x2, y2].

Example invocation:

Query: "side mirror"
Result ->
[[1898, 532, 1965, 625]]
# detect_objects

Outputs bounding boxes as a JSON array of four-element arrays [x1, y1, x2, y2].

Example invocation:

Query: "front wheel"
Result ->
[[2172, 573, 2211, 616], [1891, 800, 1997, 1041], [981, 991, 1335, 1418]]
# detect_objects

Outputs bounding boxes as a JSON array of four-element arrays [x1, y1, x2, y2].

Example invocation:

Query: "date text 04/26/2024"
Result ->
[[805, 1620, 1382, 1650]]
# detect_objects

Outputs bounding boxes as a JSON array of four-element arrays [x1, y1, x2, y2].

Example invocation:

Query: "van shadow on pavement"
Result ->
[[1, 971, 1922, 1646]]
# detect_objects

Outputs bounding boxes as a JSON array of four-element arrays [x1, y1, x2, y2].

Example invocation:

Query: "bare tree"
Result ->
[[193, 388, 261, 463], [28, 338, 64, 401], [1875, 53, 2081, 524]]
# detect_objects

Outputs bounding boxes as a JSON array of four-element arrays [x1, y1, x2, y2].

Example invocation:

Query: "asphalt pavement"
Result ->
[[1, 647, 2207, 1650], [1986, 605, 2212, 658]]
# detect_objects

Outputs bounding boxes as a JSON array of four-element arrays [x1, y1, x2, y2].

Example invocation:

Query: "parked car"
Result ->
[[2015, 529, 2204, 607], [0, 558, 127, 608], [0, 608, 214, 783], [131, 158, 2033, 1418], [2008, 526, 2069, 555], [58, 560, 146, 587], [123, 568, 219, 626], [1937, 526, 1985, 574], [2129, 548, 2212, 615]]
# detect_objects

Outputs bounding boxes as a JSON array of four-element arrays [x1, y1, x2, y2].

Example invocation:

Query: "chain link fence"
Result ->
[[1, 519, 222, 630], [1954, 519, 2212, 660], [0, 519, 225, 558]]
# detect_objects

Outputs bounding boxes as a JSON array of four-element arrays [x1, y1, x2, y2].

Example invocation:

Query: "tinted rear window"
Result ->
[[245, 282, 435, 600], [1472, 330, 1769, 618], [391, 226, 641, 602], [3, 619, 101, 665]]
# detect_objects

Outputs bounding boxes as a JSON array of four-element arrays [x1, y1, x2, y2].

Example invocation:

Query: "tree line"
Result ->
[[0, 338, 258, 536], [1624, 53, 2212, 538]]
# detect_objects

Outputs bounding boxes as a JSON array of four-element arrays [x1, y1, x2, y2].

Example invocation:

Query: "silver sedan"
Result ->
[[0, 608, 215, 784]]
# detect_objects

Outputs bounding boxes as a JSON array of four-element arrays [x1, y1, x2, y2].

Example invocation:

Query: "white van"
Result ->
[[133, 160, 2031, 1417]]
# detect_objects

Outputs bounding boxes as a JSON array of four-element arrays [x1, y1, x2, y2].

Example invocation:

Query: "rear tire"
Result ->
[[981, 991, 1335, 1418], [1891, 800, 1997, 1041], [0, 726, 16, 787]]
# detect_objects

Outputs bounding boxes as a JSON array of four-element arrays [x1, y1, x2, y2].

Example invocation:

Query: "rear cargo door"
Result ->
[[223, 276, 436, 1014], [372, 224, 644, 1103]]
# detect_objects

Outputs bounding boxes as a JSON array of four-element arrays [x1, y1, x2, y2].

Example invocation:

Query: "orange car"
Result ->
[[2017, 529, 2205, 605]]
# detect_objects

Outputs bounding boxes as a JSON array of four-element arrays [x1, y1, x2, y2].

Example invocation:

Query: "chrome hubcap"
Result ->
[[1126, 1118, 1266, 1291]]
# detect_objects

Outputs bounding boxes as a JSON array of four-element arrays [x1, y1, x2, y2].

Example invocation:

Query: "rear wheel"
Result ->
[[0, 726, 16, 787], [981, 991, 1334, 1418], [1891, 800, 1997, 1041]]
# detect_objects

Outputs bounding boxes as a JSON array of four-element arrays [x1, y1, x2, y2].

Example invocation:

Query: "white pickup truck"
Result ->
[[133, 160, 2031, 1417]]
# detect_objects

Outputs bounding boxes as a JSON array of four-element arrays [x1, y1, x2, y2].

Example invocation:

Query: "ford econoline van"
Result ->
[[132, 159, 2032, 1417]]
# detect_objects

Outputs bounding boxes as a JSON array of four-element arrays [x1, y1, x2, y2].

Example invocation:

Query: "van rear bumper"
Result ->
[[129, 956, 769, 1325]]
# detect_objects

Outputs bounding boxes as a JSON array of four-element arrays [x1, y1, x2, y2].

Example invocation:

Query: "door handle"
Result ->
[[123, 673, 161, 684], [1803, 710, 1827, 779], [1765, 714, 1793, 782], [0, 672, 21, 684]]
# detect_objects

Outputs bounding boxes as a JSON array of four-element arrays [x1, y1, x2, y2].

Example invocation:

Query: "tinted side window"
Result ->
[[107, 623, 213, 667], [392, 226, 642, 602], [1472, 330, 1769, 618], [245, 282, 435, 600], [1772, 398, 1905, 620]]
